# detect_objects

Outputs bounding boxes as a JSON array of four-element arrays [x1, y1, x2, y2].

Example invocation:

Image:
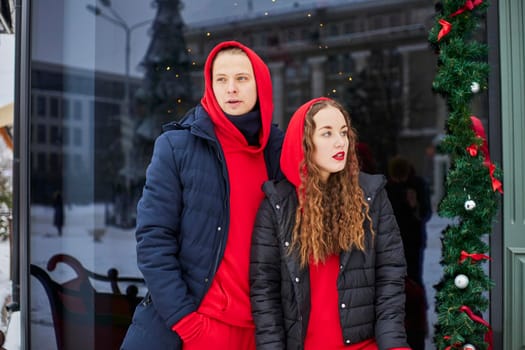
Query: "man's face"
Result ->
[[212, 51, 257, 116]]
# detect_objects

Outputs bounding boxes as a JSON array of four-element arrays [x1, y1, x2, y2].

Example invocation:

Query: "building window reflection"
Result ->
[[36, 124, 46, 144], [61, 98, 70, 119], [62, 126, 69, 145], [50, 125, 59, 144], [49, 97, 59, 118], [73, 100, 82, 120], [36, 95, 46, 117], [72, 128, 82, 147]]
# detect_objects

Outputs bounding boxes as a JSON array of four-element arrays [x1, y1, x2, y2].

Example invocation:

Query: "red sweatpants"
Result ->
[[182, 315, 256, 350]]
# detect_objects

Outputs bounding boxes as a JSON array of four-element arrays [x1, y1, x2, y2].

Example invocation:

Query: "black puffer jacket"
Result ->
[[250, 173, 409, 350]]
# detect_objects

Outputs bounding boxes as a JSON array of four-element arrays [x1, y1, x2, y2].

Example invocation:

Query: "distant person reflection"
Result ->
[[53, 191, 64, 237], [356, 142, 378, 174]]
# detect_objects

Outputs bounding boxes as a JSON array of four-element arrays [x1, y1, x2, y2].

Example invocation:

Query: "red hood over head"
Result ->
[[280, 97, 331, 188], [201, 41, 273, 151]]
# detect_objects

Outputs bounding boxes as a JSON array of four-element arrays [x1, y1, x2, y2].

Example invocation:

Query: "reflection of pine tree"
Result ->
[[344, 49, 403, 173], [136, 0, 194, 140], [111, 0, 194, 228]]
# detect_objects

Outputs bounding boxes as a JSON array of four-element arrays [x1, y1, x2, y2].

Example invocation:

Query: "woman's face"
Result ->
[[212, 51, 257, 116], [311, 105, 349, 182]]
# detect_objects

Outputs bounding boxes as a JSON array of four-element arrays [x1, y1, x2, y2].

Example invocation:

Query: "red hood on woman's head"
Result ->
[[200, 41, 273, 150], [280, 97, 331, 188]]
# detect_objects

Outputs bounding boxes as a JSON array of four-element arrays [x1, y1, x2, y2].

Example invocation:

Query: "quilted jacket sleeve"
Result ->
[[250, 198, 286, 349], [374, 188, 410, 350], [136, 133, 197, 329]]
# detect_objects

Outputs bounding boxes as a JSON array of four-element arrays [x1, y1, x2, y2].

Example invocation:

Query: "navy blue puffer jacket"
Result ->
[[120, 105, 283, 350]]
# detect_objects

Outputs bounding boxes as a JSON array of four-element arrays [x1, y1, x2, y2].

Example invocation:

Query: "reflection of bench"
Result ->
[[30, 254, 145, 350]]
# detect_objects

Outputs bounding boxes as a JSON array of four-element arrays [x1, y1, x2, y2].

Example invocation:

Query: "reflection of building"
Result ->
[[184, 0, 442, 175], [30, 61, 141, 206]]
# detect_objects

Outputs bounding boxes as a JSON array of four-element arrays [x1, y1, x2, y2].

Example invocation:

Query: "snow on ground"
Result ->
[[423, 214, 448, 349], [0, 232, 11, 320], [0, 205, 454, 349], [1, 230, 17, 349]]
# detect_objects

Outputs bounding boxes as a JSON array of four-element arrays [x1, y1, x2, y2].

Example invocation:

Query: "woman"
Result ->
[[250, 97, 410, 350]]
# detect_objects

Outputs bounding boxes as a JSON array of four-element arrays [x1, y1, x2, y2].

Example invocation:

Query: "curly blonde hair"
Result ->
[[291, 99, 373, 267]]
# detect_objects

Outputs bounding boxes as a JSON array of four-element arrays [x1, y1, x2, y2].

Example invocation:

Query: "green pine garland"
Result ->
[[428, 1, 502, 349]]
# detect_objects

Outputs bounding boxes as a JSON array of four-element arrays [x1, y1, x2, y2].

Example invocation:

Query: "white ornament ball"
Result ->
[[462, 344, 476, 350], [471, 82, 480, 93], [455, 274, 469, 289], [464, 199, 476, 211]]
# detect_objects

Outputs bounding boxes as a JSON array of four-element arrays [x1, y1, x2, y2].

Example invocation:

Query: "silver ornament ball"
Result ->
[[454, 274, 469, 289], [462, 344, 476, 350], [464, 199, 476, 210], [471, 82, 480, 93]]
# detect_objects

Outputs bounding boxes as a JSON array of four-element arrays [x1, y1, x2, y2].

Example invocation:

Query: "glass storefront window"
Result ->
[[24, 1, 466, 349]]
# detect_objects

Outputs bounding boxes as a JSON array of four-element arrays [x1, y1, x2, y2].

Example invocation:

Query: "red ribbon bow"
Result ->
[[451, 0, 483, 17], [459, 305, 493, 350], [459, 250, 491, 263], [438, 19, 452, 41], [466, 144, 478, 156], [469, 116, 503, 193], [444, 342, 461, 350], [443, 336, 461, 350]]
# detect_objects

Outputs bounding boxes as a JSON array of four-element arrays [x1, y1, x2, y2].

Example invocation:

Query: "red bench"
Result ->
[[30, 254, 145, 350]]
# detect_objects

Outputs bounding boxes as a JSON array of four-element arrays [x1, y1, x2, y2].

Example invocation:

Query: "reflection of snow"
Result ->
[[1, 218, 19, 349], [0, 208, 459, 349], [0, 231, 11, 326], [423, 214, 449, 349]]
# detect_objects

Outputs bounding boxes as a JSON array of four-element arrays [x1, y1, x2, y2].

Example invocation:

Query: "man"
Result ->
[[121, 41, 283, 350]]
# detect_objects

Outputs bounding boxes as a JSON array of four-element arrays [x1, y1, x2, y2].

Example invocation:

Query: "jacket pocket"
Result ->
[[121, 302, 182, 350]]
